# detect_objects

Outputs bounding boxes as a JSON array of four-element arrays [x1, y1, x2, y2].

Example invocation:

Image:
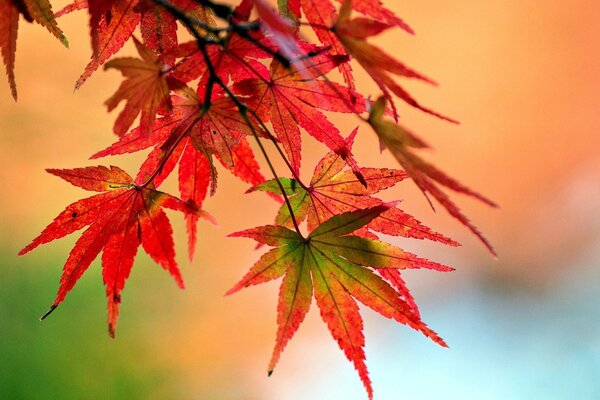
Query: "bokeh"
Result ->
[[1, 1, 599, 399]]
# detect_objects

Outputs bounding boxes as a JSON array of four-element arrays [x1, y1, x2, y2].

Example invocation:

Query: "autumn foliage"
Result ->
[[5, 0, 496, 398]]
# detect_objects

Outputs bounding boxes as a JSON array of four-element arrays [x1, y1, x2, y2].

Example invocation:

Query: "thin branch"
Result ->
[[153, 0, 305, 237]]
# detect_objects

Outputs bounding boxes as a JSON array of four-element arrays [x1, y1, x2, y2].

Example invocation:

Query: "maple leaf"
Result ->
[[104, 36, 173, 137], [165, 0, 271, 97], [368, 96, 498, 255], [227, 204, 449, 400], [297, 0, 355, 91], [332, 0, 413, 34], [281, 0, 411, 33], [73, 0, 141, 89], [235, 53, 365, 181], [168, 29, 269, 90], [93, 86, 267, 257], [0, 0, 68, 99], [60, 0, 204, 89], [333, 0, 454, 122], [94, 86, 266, 187], [19, 165, 212, 336], [288, 0, 421, 104], [250, 128, 458, 246]]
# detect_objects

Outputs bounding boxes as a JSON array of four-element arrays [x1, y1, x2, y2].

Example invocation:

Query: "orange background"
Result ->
[[1, 1, 599, 399]]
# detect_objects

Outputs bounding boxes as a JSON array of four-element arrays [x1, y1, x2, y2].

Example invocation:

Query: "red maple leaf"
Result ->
[[19, 165, 212, 336], [93, 86, 267, 257], [282, 0, 411, 33], [168, 29, 269, 89], [297, 0, 355, 90], [235, 52, 364, 180], [72, 0, 142, 89], [166, 0, 269, 97], [56, 0, 203, 89], [1, 0, 68, 99]]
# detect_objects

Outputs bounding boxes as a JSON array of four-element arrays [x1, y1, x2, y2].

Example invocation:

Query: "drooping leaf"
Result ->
[[368, 97, 498, 255], [298, 0, 355, 90], [1, 0, 67, 99], [0, 1, 19, 99], [228, 205, 450, 399], [19, 165, 212, 336], [333, 0, 454, 122]]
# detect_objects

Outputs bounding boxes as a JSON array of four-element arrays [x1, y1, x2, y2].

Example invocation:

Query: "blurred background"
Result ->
[[1, 1, 599, 399]]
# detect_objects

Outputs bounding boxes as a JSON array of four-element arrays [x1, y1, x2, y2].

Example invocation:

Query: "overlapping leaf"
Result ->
[[296, 0, 355, 90], [281, 0, 411, 33], [93, 86, 267, 256], [168, 30, 269, 93], [14, 1, 497, 397], [164, 1, 255, 85], [227, 205, 450, 400], [56, 0, 203, 89], [19, 165, 212, 336], [251, 128, 457, 246], [235, 53, 364, 179], [104, 37, 173, 137]]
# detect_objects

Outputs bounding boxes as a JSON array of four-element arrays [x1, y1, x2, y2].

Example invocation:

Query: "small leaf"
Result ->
[[104, 37, 173, 137]]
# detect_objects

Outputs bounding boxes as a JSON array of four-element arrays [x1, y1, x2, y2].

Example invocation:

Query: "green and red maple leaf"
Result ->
[[228, 204, 451, 398]]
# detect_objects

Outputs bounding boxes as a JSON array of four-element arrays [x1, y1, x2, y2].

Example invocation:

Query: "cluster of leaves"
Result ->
[[5, 0, 496, 398]]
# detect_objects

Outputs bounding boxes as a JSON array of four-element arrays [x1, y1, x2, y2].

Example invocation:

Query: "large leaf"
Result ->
[[227, 205, 450, 399]]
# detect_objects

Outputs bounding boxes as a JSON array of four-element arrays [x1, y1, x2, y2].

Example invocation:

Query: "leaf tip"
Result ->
[[17, 245, 30, 257], [60, 35, 69, 49], [108, 324, 116, 339], [267, 370, 273, 377]]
